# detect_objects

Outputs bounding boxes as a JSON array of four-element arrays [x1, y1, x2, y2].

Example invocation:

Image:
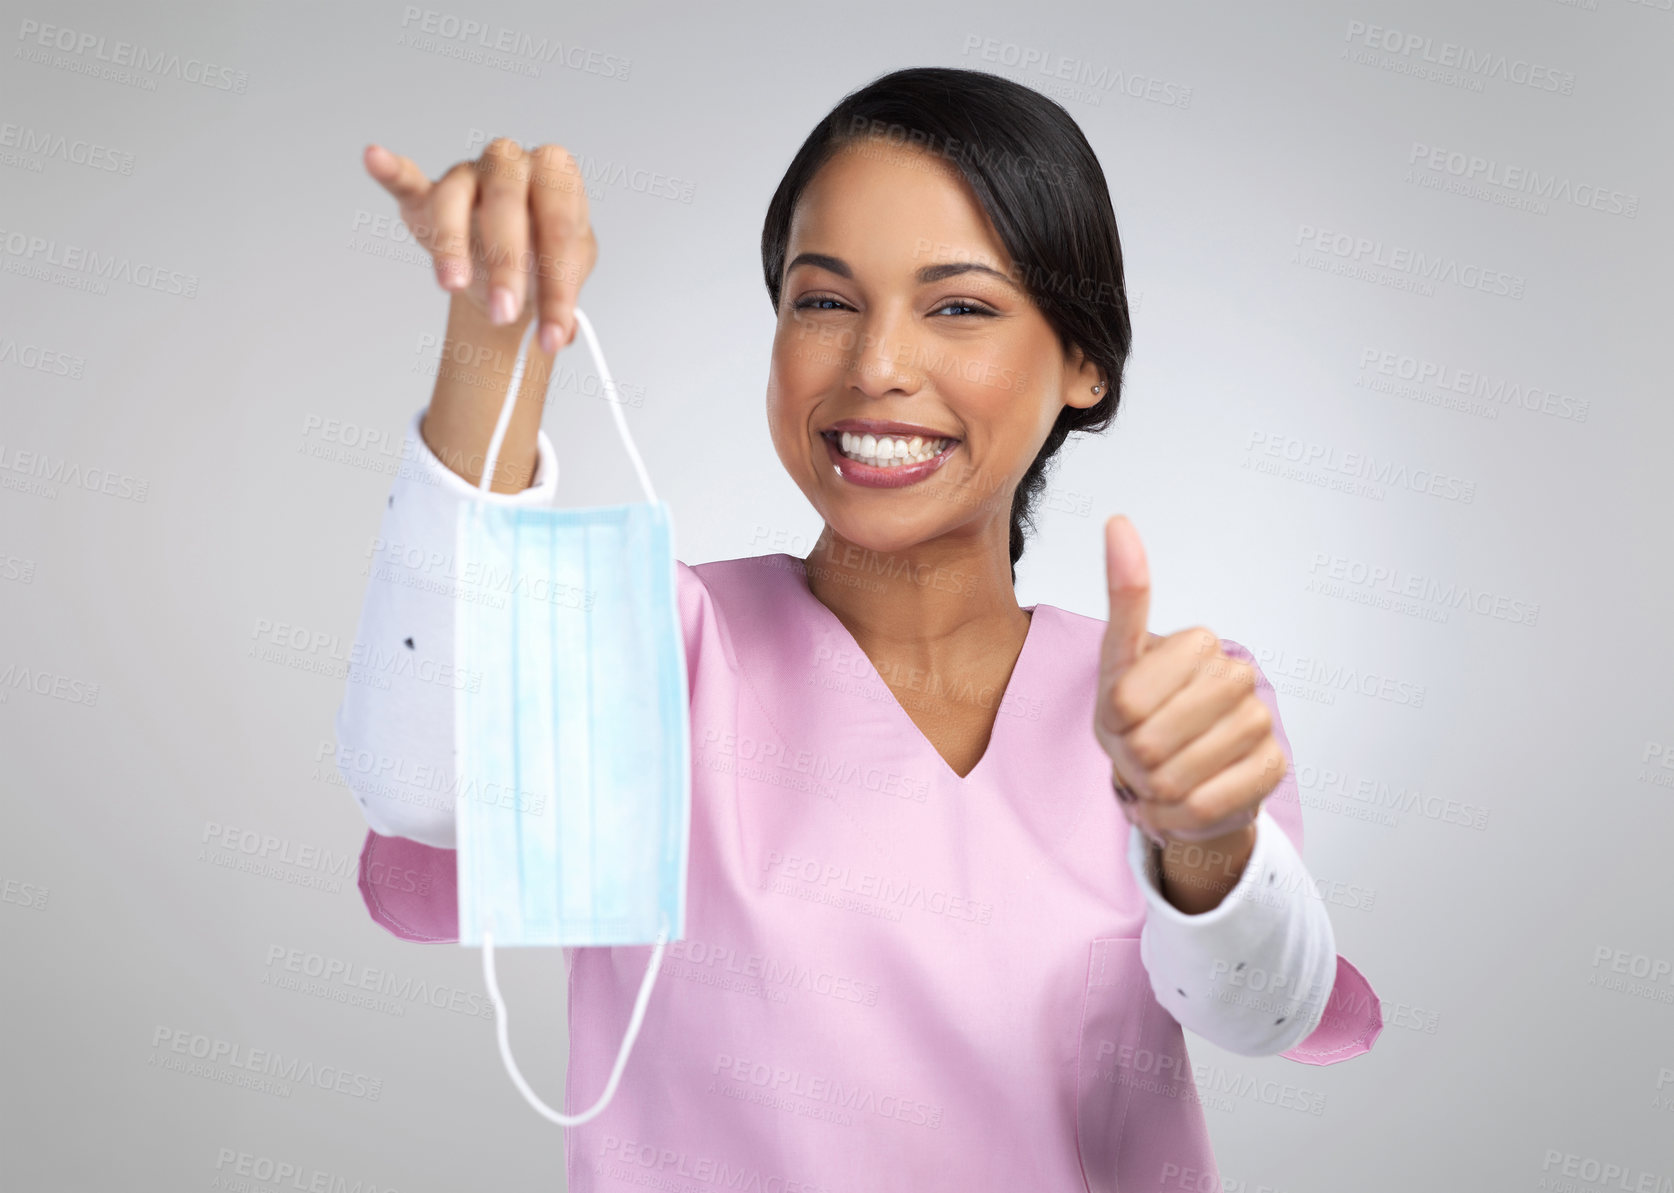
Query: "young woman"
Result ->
[[337, 66, 1380, 1192]]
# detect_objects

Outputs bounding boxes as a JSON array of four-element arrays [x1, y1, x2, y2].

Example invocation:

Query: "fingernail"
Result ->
[[539, 322, 561, 355], [490, 286, 517, 325]]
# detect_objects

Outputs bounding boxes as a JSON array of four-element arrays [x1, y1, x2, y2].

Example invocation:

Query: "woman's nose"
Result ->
[[847, 309, 925, 398]]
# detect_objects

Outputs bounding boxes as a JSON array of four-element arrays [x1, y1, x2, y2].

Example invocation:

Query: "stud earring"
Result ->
[[1092, 384, 1103, 395]]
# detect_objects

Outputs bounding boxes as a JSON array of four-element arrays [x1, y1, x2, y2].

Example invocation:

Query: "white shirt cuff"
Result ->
[[334, 405, 558, 849], [1128, 804, 1339, 1055], [398, 405, 559, 506]]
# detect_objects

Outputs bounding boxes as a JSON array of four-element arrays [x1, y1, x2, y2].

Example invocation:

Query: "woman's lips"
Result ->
[[820, 431, 960, 489]]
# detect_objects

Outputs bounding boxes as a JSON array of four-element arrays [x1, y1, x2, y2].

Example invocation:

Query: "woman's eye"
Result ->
[[935, 300, 996, 317], [793, 295, 848, 311]]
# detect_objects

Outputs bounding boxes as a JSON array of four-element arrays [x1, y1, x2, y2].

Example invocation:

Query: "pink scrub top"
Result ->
[[356, 552, 1381, 1191]]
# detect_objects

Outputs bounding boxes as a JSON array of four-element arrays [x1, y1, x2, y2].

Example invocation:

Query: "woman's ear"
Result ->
[[1062, 345, 1106, 411]]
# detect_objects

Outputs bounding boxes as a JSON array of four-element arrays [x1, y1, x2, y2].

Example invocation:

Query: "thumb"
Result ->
[[1101, 514, 1151, 678]]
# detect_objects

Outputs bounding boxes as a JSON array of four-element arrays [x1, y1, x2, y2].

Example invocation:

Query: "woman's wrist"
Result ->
[[420, 291, 547, 493], [1155, 819, 1259, 915]]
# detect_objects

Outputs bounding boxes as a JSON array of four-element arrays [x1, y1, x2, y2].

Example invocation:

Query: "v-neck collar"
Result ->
[[767, 553, 1046, 787]]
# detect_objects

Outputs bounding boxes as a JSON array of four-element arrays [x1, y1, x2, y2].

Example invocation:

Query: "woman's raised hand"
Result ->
[[1094, 515, 1286, 846], [363, 139, 597, 356]]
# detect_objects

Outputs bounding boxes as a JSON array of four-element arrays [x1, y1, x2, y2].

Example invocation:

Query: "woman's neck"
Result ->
[[798, 525, 1028, 657]]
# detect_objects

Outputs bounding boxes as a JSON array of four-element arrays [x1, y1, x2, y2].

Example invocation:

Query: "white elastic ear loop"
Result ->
[[481, 925, 670, 1126], [477, 317, 549, 496], [569, 308, 658, 506], [476, 309, 658, 507]]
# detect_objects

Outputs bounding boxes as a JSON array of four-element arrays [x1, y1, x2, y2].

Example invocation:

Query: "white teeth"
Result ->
[[836, 431, 950, 467]]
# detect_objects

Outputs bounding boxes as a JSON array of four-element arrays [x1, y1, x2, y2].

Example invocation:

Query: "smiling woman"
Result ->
[[339, 64, 1382, 1193]]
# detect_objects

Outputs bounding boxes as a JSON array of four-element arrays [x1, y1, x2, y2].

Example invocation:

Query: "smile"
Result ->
[[819, 430, 961, 489], [834, 430, 952, 467]]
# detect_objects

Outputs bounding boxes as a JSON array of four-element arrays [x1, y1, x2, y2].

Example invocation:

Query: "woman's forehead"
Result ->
[[787, 143, 1012, 276]]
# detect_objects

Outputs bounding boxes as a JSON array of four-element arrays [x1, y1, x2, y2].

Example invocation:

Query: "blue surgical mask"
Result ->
[[453, 308, 690, 1126]]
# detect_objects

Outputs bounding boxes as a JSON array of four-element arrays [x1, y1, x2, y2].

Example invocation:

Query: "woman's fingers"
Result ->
[[367, 144, 468, 289], [363, 143, 431, 205], [1143, 693, 1274, 804], [474, 138, 534, 325], [528, 143, 594, 353], [1122, 649, 1258, 797], [362, 135, 596, 337], [1136, 738, 1284, 842], [426, 161, 479, 292]]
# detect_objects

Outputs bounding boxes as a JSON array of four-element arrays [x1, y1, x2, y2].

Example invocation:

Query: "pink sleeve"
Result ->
[[356, 559, 712, 943], [1222, 639, 1385, 1065], [358, 829, 459, 943]]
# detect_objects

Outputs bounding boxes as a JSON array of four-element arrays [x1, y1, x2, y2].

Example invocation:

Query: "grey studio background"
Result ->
[[2, 0, 1670, 1189]]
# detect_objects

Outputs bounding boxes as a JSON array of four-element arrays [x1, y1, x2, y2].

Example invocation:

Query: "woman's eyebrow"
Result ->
[[786, 252, 1018, 290]]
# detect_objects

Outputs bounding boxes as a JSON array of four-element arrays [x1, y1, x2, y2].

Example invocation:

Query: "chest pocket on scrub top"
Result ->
[[1075, 935, 1217, 1193]]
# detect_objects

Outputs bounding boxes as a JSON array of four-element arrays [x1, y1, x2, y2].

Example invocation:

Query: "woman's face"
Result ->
[[766, 136, 1103, 564]]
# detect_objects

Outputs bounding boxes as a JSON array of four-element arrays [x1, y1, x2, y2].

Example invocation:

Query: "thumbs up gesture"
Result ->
[[1095, 516, 1286, 849]]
